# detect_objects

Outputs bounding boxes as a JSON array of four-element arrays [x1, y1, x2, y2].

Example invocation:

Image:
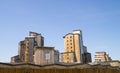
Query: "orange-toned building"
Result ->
[[61, 30, 91, 63]]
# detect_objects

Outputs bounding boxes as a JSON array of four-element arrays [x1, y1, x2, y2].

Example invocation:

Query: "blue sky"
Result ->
[[0, 0, 120, 62]]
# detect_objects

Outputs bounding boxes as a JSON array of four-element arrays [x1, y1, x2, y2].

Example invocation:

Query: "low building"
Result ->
[[109, 60, 120, 67], [89, 60, 120, 68], [95, 52, 112, 62], [102, 60, 120, 67], [59, 52, 75, 63], [11, 55, 21, 63], [34, 46, 59, 65]]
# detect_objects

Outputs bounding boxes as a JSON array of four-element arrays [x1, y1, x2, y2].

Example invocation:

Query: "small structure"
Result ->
[[95, 51, 112, 62], [34, 46, 59, 65]]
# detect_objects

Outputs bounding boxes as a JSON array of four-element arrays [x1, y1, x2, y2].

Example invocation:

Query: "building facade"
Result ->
[[82, 52, 92, 64], [18, 41, 25, 62], [11, 32, 44, 63], [34, 46, 59, 65], [11, 30, 91, 64], [61, 30, 91, 64], [82, 46, 92, 63], [95, 52, 112, 62], [11, 55, 21, 63], [59, 52, 75, 63], [63, 30, 84, 63], [29, 32, 44, 46]]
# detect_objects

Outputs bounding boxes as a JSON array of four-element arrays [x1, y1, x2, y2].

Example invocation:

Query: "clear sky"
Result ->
[[0, 0, 120, 62]]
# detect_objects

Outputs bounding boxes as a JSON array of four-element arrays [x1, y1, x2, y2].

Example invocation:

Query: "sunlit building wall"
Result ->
[[95, 52, 112, 62], [63, 30, 84, 63]]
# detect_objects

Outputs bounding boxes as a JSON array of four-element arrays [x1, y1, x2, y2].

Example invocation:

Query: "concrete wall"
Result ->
[[34, 47, 57, 65]]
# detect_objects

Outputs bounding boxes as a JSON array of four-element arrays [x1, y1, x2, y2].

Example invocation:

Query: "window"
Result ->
[[44, 50, 50, 60], [67, 57, 69, 59], [67, 47, 69, 49]]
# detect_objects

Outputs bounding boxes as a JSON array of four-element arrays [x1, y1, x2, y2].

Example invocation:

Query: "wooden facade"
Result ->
[[0, 63, 119, 73]]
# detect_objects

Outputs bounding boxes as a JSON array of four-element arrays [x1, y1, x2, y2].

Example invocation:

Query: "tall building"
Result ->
[[11, 32, 44, 63], [95, 52, 112, 62], [23, 37, 36, 62], [11, 30, 91, 64], [61, 30, 92, 64], [63, 30, 84, 63], [34, 46, 59, 65]]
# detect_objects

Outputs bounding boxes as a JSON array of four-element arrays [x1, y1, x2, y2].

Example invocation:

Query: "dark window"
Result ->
[[70, 36, 72, 38], [67, 57, 69, 59]]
